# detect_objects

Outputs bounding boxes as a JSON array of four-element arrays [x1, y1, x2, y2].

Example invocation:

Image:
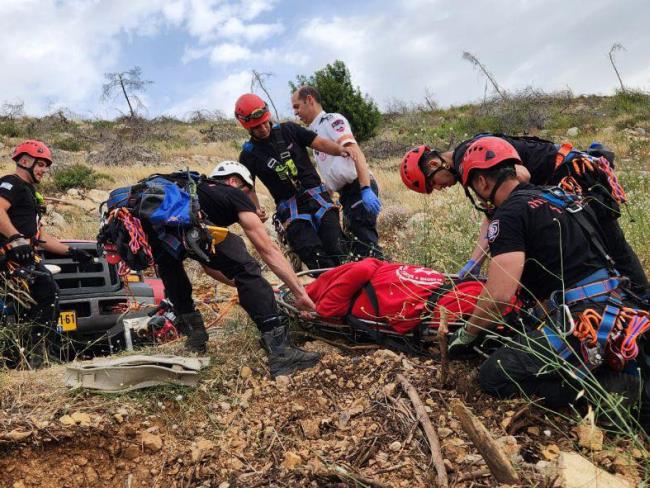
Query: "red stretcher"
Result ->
[[276, 258, 502, 354]]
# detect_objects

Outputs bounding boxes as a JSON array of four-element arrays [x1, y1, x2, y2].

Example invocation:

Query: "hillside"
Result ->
[[1, 93, 649, 487]]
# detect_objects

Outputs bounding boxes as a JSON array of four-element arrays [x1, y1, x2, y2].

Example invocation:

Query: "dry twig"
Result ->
[[451, 400, 519, 484], [397, 374, 448, 488]]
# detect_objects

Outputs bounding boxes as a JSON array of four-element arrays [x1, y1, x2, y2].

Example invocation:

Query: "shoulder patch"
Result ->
[[331, 118, 346, 132], [0, 182, 13, 191], [242, 141, 253, 152], [319, 114, 333, 124], [487, 219, 500, 243]]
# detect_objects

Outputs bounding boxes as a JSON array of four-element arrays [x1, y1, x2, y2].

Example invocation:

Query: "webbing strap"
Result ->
[[564, 277, 622, 306], [277, 184, 334, 231], [598, 300, 621, 346], [554, 143, 574, 170]]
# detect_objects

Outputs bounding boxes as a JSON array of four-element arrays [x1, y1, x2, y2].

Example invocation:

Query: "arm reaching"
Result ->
[[238, 211, 315, 313]]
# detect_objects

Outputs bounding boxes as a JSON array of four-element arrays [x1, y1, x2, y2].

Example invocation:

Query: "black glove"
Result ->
[[6, 235, 34, 264], [448, 326, 480, 359], [68, 247, 94, 266]]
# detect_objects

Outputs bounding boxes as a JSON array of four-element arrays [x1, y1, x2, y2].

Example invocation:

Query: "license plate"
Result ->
[[58, 310, 77, 332]]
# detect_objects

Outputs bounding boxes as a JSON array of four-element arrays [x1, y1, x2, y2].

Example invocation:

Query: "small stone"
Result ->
[[76, 456, 88, 466], [437, 427, 453, 438], [300, 419, 320, 440], [566, 127, 580, 137], [541, 444, 560, 460], [191, 438, 215, 463], [59, 415, 75, 426], [70, 411, 92, 427], [275, 375, 290, 387], [218, 483, 230, 488], [84, 466, 98, 483], [141, 432, 163, 452], [576, 422, 603, 451], [122, 445, 140, 460], [527, 426, 540, 436], [383, 383, 397, 396], [635, 127, 646, 136], [240, 366, 252, 379], [496, 435, 519, 459], [281, 451, 302, 470], [113, 413, 124, 424], [389, 441, 402, 452]]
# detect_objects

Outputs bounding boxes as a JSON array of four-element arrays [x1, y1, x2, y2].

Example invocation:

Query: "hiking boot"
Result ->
[[180, 312, 209, 354], [261, 324, 321, 378]]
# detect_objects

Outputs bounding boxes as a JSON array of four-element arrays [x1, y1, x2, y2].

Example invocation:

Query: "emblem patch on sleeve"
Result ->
[[331, 119, 345, 132], [487, 220, 500, 242], [0, 182, 13, 191]]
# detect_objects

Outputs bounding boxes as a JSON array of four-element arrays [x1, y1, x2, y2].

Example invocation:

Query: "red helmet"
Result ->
[[234, 93, 271, 129], [459, 137, 520, 187], [12, 140, 52, 166], [400, 145, 430, 194]]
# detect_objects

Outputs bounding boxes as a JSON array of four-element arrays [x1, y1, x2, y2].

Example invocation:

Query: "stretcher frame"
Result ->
[[276, 268, 470, 350]]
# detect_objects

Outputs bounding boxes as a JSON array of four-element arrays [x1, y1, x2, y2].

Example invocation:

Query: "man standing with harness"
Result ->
[[0, 140, 93, 366], [291, 86, 382, 258], [445, 137, 650, 431], [400, 134, 647, 295], [236, 93, 353, 270], [134, 163, 320, 377]]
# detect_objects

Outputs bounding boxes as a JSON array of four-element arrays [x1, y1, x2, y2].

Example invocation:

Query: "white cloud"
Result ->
[[210, 43, 253, 63], [293, 0, 650, 109], [164, 70, 252, 116]]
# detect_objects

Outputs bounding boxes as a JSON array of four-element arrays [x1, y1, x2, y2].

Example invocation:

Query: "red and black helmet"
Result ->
[[234, 93, 271, 129], [459, 137, 521, 187], [400, 145, 450, 194], [12, 140, 52, 166], [400, 145, 430, 193]]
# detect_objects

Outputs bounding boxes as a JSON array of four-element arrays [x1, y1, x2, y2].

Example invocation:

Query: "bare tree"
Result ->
[[462, 51, 507, 101], [608, 43, 627, 93], [102, 66, 152, 118], [1, 100, 24, 120], [250, 70, 280, 120], [423, 87, 438, 111]]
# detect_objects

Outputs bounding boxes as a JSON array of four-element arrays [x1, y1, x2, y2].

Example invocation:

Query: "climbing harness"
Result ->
[[276, 184, 335, 231]]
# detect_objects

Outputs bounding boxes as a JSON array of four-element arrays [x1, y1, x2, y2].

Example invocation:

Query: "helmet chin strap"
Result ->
[[16, 160, 38, 184]]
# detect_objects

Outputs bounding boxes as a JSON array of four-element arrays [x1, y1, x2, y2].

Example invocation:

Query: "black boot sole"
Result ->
[[271, 355, 321, 378]]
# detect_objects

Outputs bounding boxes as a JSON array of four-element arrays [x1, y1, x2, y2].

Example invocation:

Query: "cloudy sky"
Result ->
[[2, 0, 649, 119]]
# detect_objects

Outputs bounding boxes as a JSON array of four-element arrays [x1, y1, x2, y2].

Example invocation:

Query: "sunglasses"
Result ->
[[237, 104, 269, 123]]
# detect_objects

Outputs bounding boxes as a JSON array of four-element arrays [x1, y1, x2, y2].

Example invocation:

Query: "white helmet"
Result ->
[[210, 160, 254, 188]]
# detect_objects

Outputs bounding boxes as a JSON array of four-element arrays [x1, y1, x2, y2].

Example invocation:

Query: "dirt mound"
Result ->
[[0, 336, 645, 487]]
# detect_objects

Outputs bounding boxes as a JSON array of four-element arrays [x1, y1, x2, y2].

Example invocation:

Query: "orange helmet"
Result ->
[[459, 136, 520, 187], [400, 145, 450, 194], [234, 93, 271, 129], [12, 140, 52, 166]]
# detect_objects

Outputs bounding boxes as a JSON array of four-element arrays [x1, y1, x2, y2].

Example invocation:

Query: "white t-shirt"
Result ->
[[308, 110, 358, 191]]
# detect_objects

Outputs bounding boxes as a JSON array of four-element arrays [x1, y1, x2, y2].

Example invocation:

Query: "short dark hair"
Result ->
[[296, 85, 321, 104], [469, 163, 516, 186]]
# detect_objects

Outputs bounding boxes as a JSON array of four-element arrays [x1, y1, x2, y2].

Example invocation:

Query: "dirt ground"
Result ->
[[0, 322, 647, 488]]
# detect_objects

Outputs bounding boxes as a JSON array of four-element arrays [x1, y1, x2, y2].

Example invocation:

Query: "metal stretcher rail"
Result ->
[[276, 268, 469, 338]]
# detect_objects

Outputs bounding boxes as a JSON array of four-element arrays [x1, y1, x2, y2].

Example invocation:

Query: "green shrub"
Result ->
[[53, 138, 85, 152], [50, 164, 109, 191], [0, 121, 23, 137], [291, 60, 381, 143]]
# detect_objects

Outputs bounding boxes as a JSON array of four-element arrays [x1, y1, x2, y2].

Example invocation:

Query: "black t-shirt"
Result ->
[[197, 180, 257, 227], [452, 134, 558, 185], [488, 183, 607, 302], [239, 122, 320, 204], [0, 174, 39, 241]]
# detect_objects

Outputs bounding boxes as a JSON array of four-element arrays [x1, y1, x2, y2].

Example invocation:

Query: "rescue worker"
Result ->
[[400, 135, 648, 295], [291, 86, 382, 258], [446, 137, 650, 431], [236, 93, 353, 270], [0, 140, 93, 366], [148, 161, 320, 378]]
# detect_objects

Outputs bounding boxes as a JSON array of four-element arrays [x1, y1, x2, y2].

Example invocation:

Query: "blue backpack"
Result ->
[[104, 171, 203, 258]]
